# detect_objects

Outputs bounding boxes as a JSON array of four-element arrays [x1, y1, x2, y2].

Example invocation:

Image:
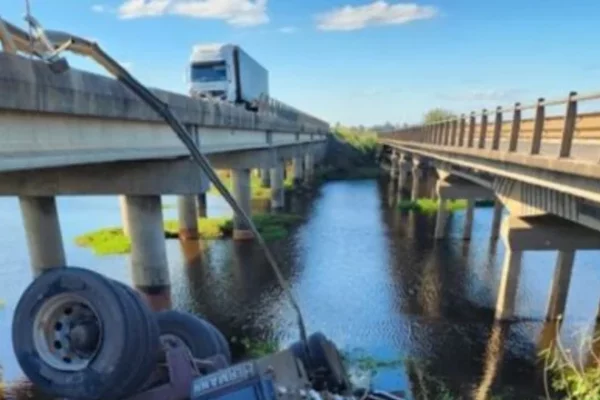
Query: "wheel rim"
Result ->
[[33, 293, 103, 372], [160, 334, 193, 355]]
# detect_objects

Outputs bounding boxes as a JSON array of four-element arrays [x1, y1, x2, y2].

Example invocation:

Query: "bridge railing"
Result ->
[[379, 90, 600, 159]]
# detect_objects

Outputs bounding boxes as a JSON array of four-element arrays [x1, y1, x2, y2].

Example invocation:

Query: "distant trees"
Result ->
[[422, 108, 457, 124]]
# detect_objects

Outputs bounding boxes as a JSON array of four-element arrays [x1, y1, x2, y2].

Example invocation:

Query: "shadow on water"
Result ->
[[1, 179, 599, 398]]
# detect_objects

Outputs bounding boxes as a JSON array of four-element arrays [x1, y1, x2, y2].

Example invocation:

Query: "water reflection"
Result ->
[[0, 179, 599, 398]]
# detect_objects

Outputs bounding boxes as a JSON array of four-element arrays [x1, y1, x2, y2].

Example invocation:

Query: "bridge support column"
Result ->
[[197, 193, 207, 218], [304, 151, 314, 185], [232, 169, 253, 240], [463, 199, 475, 240], [490, 199, 503, 241], [434, 197, 449, 239], [396, 156, 411, 200], [119, 195, 131, 236], [19, 196, 66, 276], [546, 251, 575, 320], [260, 166, 271, 188], [390, 151, 399, 178], [495, 248, 523, 320], [411, 163, 423, 201], [292, 156, 304, 188], [495, 215, 600, 320], [125, 195, 171, 311], [271, 162, 285, 210], [177, 195, 199, 240]]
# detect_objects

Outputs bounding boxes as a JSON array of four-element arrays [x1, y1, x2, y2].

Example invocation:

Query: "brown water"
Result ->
[[0, 179, 599, 399]]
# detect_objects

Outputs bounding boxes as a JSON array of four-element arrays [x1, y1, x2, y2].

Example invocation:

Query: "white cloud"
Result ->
[[316, 1, 438, 31], [117, 0, 268, 26], [278, 26, 297, 34], [92, 4, 106, 12]]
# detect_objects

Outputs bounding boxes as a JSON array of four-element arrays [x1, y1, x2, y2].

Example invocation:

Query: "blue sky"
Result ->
[[3, 0, 600, 125]]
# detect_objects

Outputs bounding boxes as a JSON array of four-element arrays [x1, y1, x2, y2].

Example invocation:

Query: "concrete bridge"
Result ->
[[378, 90, 600, 322], [0, 51, 328, 308]]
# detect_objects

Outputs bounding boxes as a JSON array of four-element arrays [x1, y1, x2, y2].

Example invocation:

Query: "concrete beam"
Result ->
[[0, 52, 328, 134], [436, 180, 494, 200], [0, 143, 317, 196], [501, 215, 600, 251]]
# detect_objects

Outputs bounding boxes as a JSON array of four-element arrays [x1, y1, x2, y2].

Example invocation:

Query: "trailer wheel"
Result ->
[[12, 267, 150, 400], [307, 332, 351, 393], [110, 281, 161, 397], [156, 311, 224, 362]]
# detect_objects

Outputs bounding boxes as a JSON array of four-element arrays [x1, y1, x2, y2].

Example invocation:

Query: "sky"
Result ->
[[3, 0, 600, 126]]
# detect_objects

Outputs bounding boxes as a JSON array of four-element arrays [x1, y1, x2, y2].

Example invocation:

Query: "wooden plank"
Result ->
[[492, 106, 502, 150], [508, 103, 521, 152], [559, 91, 578, 158]]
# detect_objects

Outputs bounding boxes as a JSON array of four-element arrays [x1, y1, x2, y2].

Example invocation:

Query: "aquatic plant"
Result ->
[[230, 336, 279, 359], [75, 213, 303, 255], [540, 327, 600, 400], [398, 198, 468, 214]]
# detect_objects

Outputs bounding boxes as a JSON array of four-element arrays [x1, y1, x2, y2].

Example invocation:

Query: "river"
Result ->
[[0, 178, 599, 399]]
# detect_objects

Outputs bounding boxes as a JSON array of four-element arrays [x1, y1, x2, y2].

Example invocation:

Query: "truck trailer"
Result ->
[[189, 43, 269, 111]]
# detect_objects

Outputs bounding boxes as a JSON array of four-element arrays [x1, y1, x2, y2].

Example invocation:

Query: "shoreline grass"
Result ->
[[398, 198, 495, 214], [75, 213, 303, 255]]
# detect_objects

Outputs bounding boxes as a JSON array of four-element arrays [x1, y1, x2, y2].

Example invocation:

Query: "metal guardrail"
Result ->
[[379, 90, 600, 159]]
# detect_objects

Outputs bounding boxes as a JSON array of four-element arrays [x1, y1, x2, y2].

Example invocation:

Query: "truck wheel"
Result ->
[[12, 267, 152, 400], [110, 281, 161, 397], [156, 311, 224, 362], [307, 332, 351, 393]]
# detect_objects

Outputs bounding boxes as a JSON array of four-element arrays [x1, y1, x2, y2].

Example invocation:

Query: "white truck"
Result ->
[[189, 43, 269, 111]]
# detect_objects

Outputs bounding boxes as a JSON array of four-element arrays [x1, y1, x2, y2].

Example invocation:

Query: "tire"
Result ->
[[307, 332, 351, 393], [155, 311, 223, 362], [12, 267, 150, 399], [110, 281, 161, 397]]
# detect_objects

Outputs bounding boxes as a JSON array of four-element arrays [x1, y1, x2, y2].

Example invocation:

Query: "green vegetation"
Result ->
[[398, 198, 496, 214], [332, 125, 378, 154], [398, 199, 468, 214], [540, 332, 600, 400], [75, 213, 303, 255], [75, 227, 131, 255], [231, 336, 279, 359], [423, 108, 457, 124]]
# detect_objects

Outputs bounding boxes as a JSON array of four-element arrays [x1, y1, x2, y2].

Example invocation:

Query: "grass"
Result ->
[[540, 330, 600, 399], [332, 126, 378, 154], [75, 213, 303, 255], [398, 198, 496, 214], [230, 336, 279, 359]]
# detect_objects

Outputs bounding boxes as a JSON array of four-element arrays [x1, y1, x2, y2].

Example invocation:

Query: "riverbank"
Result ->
[[75, 213, 303, 255]]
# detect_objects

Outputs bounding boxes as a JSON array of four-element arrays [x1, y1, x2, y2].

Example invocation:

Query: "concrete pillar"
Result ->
[[177, 195, 199, 240], [411, 165, 423, 201], [197, 193, 207, 218], [261, 167, 271, 188], [125, 195, 171, 311], [19, 196, 66, 276], [545, 251, 575, 320], [119, 195, 131, 236], [495, 248, 523, 320], [463, 199, 475, 240], [304, 152, 314, 185], [434, 198, 448, 239], [390, 151, 399, 178], [232, 169, 253, 240], [292, 156, 304, 187], [271, 162, 285, 210], [490, 199, 503, 241]]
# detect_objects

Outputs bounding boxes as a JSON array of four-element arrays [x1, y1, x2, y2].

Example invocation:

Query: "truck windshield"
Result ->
[[191, 62, 227, 82]]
